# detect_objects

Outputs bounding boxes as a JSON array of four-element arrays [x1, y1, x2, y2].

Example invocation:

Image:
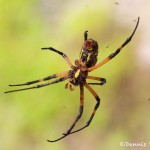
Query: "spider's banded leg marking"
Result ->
[[63, 84, 84, 135], [8, 71, 69, 87], [88, 17, 140, 72], [70, 83, 100, 134], [5, 77, 68, 93], [87, 76, 106, 86], [41, 47, 74, 68]]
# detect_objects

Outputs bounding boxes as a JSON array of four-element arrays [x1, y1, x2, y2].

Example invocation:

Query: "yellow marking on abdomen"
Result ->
[[75, 70, 80, 78]]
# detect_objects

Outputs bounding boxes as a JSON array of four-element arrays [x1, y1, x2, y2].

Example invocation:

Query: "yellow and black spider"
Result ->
[[5, 17, 140, 142]]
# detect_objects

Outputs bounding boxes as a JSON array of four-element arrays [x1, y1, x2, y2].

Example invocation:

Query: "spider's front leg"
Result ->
[[41, 47, 74, 69], [4, 71, 69, 93]]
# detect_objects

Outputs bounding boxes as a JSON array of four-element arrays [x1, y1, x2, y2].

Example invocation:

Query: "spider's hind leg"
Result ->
[[5, 71, 69, 93], [5, 76, 68, 93], [8, 71, 69, 87], [87, 76, 106, 86], [69, 83, 100, 134], [47, 84, 84, 142], [63, 84, 84, 135]]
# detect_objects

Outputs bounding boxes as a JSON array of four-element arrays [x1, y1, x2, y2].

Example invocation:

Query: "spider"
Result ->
[[5, 17, 140, 142]]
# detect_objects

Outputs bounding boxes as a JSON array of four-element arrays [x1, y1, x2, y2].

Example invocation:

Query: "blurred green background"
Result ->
[[1, 0, 150, 150]]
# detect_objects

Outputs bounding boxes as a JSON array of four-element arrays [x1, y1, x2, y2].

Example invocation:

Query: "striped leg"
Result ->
[[63, 84, 84, 135], [41, 47, 74, 68], [7, 71, 69, 87], [47, 84, 84, 142], [4, 77, 68, 93], [87, 76, 106, 85], [88, 17, 140, 72], [69, 82, 100, 134]]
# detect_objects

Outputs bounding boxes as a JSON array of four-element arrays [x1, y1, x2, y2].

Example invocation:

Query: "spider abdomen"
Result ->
[[80, 39, 98, 68], [86, 51, 98, 68]]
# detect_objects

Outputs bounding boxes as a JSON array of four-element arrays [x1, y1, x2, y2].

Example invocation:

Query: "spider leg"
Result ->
[[84, 31, 88, 41], [87, 76, 106, 85], [69, 82, 100, 134], [88, 17, 140, 72], [79, 31, 88, 57], [65, 80, 77, 91], [7, 71, 69, 87], [47, 84, 84, 142], [63, 84, 84, 135], [4, 77, 68, 93], [41, 47, 74, 68], [47, 134, 68, 143]]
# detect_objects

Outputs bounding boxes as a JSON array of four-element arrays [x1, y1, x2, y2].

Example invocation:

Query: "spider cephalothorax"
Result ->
[[5, 17, 140, 142]]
